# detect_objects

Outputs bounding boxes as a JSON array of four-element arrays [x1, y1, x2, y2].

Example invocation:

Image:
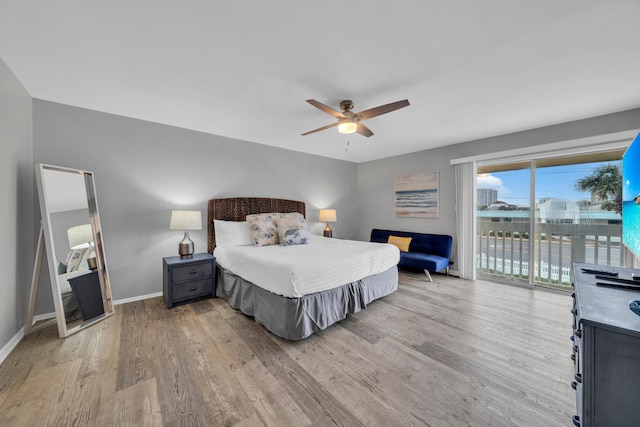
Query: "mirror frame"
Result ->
[[33, 163, 114, 337]]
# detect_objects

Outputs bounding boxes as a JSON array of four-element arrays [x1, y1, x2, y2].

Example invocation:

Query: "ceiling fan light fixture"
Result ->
[[338, 118, 357, 134]]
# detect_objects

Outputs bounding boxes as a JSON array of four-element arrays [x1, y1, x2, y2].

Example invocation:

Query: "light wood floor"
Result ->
[[0, 271, 575, 426]]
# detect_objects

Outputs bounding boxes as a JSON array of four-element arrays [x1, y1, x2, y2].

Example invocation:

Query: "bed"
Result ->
[[208, 197, 400, 340]]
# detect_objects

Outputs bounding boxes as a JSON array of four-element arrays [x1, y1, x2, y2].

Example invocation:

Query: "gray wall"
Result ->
[[33, 100, 358, 301], [0, 57, 33, 349], [356, 108, 640, 270]]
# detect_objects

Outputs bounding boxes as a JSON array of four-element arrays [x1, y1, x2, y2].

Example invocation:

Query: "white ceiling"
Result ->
[[1, 1, 639, 163]]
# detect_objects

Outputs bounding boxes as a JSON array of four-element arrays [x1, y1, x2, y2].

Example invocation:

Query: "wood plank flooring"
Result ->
[[0, 271, 575, 426]]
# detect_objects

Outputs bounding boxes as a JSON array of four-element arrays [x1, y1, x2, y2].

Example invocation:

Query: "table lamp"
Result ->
[[67, 223, 97, 269], [319, 209, 337, 238], [170, 210, 202, 258]]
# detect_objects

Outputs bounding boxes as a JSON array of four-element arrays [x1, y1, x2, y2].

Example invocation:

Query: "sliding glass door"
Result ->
[[476, 163, 531, 283], [476, 152, 624, 289]]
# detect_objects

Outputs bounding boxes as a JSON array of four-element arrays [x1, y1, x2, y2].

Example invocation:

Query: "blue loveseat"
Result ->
[[370, 229, 453, 281]]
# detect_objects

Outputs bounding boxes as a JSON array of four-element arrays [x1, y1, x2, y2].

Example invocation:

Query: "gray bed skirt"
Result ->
[[216, 266, 398, 340]]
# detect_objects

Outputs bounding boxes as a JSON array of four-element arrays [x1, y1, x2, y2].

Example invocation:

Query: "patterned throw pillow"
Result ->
[[275, 214, 309, 246], [387, 235, 412, 252], [65, 248, 90, 272], [246, 213, 281, 246]]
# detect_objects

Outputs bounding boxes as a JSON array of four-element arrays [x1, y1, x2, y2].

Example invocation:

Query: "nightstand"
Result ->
[[163, 253, 216, 308], [68, 270, 105, 321]]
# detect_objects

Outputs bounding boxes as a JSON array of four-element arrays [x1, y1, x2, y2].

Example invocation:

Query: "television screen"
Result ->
[[622, 133, 640, 259]]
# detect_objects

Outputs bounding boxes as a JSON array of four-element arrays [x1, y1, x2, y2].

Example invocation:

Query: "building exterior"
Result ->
[[477, 188, 498, 208]]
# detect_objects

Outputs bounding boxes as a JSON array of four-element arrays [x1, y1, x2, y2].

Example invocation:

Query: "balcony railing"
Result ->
[[476, 219, 624, 287]]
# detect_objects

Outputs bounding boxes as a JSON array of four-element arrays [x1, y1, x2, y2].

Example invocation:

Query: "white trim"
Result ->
[[114, 291, 163, 306], [0, 326, 25, 365], [450, 130, 639, 166]]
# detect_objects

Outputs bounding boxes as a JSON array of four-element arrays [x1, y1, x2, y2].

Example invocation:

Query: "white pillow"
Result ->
[[214, 220, 253, 248]]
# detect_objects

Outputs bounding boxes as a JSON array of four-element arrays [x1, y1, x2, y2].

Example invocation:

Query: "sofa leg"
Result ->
[[424, 270, 433, 282]]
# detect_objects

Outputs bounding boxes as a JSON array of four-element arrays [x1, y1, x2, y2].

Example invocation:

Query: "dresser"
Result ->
[[163, 253, 216, 308], [571, 263, 640, 427]]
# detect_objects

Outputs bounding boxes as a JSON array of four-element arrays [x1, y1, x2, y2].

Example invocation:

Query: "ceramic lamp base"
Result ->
[[178, 231, 194, 258]]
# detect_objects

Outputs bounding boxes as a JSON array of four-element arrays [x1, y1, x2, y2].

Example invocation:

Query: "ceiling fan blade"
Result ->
[[355, 99, 410, 121], [301, 122, 338, 136], [356, 122, 374, 137], [306, 99, 346, 119]]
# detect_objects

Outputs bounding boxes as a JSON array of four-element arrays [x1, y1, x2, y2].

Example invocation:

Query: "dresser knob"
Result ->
[[575, 329, 582, 338], [571, 380, 577, 390], [571, 353, 575, 361], [575, 373, 582, 383], [571, 308, 578, 315], [572, 415, 581, 426], [190, 285, 198, 291], [189, 269, 197, 275]]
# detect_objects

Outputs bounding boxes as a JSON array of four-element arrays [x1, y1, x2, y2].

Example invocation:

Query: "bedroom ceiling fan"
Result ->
[[301, 99, 410, 137]]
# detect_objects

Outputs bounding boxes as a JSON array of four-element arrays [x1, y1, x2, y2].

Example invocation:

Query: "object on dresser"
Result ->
[[580, 267, 618, 276], [595, 274, 640, 290]]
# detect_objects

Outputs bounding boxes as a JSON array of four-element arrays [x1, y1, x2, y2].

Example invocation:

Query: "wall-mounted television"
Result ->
[[622, 133, 640, 259]]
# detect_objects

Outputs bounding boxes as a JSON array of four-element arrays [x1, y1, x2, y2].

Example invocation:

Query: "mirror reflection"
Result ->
[[35, 164, 114, 337]]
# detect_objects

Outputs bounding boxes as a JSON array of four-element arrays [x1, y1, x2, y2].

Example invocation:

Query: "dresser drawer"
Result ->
[[172, 279, 213, 302], [172, 262, 213, 283]]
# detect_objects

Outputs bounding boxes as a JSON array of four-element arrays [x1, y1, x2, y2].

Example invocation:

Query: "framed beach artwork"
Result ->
[[394, 170, 439, 218]]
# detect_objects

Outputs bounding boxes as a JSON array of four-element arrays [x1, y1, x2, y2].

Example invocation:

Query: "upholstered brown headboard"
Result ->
[[208, 197, 306, 253]]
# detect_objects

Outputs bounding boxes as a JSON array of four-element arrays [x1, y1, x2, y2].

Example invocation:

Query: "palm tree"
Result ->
[[575, 163, 622, 214]]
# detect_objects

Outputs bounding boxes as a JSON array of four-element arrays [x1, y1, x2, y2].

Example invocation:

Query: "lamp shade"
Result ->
[[170, 210, 202, 231], [67, 224, 93, 249], [319, 209, 337, 223]]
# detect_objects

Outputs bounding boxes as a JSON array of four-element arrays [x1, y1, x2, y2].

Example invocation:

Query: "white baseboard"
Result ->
[[0, 326, 25, 366], [113, 291, 163, 306], [0, 312, 57, 366]]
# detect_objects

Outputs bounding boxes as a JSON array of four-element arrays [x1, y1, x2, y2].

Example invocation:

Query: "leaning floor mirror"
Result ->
[[27, 163, 114, 338]]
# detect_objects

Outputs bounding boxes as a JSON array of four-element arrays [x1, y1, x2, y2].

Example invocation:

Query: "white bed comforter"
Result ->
[[213, 235, 400, 298]]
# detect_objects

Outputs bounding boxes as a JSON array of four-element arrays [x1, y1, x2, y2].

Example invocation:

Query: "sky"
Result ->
[[477, 161, 622, 207]]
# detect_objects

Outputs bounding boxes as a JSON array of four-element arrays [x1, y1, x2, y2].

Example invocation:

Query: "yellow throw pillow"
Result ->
[[387, 235, 412, 252]]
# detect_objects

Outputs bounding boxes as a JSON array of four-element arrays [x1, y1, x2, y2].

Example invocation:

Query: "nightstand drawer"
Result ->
[[172, 279, 213, 302], [172, 262, 213, 283]]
